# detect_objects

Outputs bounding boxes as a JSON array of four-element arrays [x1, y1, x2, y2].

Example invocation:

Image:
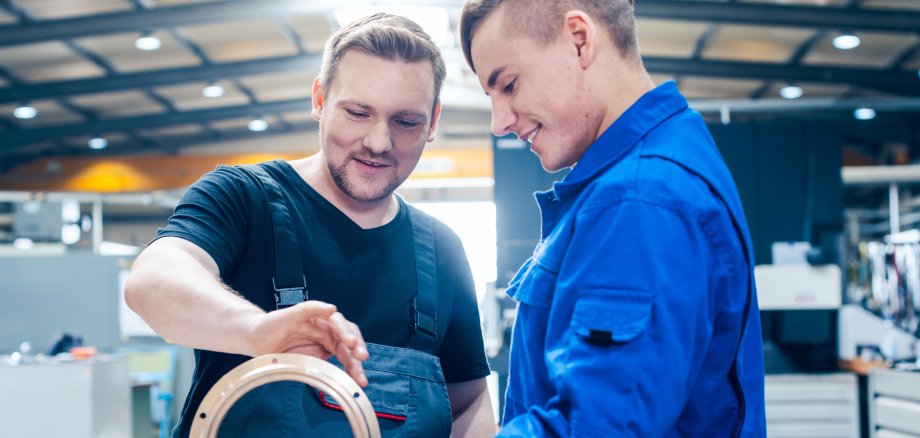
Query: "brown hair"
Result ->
[[460, 0, 638, 72], [320, 13, 446, 111]]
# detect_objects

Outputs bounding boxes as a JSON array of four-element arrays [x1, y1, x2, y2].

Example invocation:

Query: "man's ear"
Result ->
[[427, 101, 442, 142], [563, 10, 597, 69], [311, 77, 325, 121]]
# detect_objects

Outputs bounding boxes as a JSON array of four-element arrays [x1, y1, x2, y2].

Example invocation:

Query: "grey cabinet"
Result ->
[[869, 368, 920, 438]]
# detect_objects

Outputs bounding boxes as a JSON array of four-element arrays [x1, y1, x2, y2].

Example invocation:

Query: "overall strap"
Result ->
[[238, 164, 308, 309], [406, 206, 439, 354]]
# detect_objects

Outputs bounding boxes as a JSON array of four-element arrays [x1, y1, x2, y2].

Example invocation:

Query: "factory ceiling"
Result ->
[[0, 0, 918, 170]]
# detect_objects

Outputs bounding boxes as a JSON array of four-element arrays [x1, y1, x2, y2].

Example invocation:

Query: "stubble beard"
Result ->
[[326, 153, 402, 204]]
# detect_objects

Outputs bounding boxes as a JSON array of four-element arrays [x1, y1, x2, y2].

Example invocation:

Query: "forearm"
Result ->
[[125, 238, 263, 356], [448, 378, 496, 437]]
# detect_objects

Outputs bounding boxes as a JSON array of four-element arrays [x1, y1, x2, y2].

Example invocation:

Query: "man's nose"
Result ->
[[363, 120, 393, 154], [490, 99, 517, 137]]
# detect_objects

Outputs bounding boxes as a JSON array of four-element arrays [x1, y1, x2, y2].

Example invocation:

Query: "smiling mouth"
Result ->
[[354, 157, 391, 168], [521, 126, 541, 144]]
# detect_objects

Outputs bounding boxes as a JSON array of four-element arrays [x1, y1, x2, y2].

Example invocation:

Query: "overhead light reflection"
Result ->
[[202, 81, 225, 98], [833, 33, 860, 50], [779, 85, 803, 100], [247, 118, 268, 132], [13, 104, 37, 120], [88, 137, 108, 150], [854, 107, 876, 121], [135, 32, 162, 51]]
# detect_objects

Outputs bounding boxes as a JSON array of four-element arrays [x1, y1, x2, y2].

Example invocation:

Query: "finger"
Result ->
[[335, 341, 368, 387], [327, 311, 358, 348], [348, 322, 369, 361], [292, 301, 337, 318]]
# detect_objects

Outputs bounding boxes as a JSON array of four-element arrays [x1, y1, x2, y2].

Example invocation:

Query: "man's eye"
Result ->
[[346, 109, 368, 118], [395, 119, 422, 129], [503, 79, 517, 94]]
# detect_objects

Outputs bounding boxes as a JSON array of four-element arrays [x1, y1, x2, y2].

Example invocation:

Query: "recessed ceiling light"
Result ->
[[202, 81, 225, 98], [247, 118, 268, 132], [88, 137, 108, 149], [833, 33, 860, 50], [854, 108, 876, 121], [13, 104, 37, 119], [780, 85, 803, 100], [135, 32, 162, 51]]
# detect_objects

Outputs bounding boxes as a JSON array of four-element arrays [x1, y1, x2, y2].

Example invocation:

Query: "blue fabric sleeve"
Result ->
[[499, 199, 723, 437]]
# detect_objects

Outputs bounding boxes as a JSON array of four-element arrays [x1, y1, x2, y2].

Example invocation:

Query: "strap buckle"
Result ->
[[410, 297, 436, 337], [273, 276, 308, 310]]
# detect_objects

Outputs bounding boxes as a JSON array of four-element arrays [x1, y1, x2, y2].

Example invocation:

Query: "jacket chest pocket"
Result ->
[[506, 258, 557, 310]]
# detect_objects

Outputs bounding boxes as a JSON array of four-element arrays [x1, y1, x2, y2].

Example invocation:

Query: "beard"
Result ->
[[326, 151, 403, 204]]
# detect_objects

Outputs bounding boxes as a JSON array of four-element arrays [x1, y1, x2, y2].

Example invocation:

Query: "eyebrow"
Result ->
[[338, 100, 371, 110], [339, 100, 426, 119], [486, 66, 507, 92]]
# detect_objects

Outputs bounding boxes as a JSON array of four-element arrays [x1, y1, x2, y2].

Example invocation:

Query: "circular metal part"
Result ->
[[190, 353, 381, 438]]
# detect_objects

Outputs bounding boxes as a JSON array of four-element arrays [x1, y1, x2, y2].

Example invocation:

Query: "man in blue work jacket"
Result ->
[[460, 0, 766, 436]]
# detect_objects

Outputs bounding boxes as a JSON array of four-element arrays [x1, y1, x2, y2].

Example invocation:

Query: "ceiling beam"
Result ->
[[1, 0, 919, 48], [644, 57, 920, 96], [2, 52, 916, 106], [0, 99, 311, 150], [0, 0, 461, 47], [0, 98, 491, 152], [0, 55, 321, 104], [635, 0, 920, 33]]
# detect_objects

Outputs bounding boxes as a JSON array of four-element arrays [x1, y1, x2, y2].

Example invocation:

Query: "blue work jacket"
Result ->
[[499, 81, 766, 437]]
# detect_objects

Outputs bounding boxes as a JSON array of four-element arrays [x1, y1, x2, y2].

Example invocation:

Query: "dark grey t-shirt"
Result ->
[[157, 159, 490, 437]]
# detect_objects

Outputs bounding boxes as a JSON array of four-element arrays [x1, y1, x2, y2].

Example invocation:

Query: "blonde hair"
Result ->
[[460, 0, 638, 72], [320, 13, 446, 112]]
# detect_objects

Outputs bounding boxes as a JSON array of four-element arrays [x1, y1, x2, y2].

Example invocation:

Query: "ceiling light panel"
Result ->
[[284, 15, 337, 53], [179, 19, 299, 62], [679, 77, 765, 99], [703, 25, 814, 63], [278, 110, 314, 124], [152, 0, 225, 6], [236, 71, 313, 102], [69, 91, 168, 118], [209, 116, 273, 131], [17, 0, 130, 20], [804, 32, 918, 67], [767, 82, 850, 99], [738, 0, 847, 5], [635, 19, 710, 58], [75, 32, 201, 73], [0, 9, 18, 25], [154, 82, 249, 111], [0, 100, 86, 127], [137, 124, 206, 138], [861, 0, 920, 10], [0, 42, 106, 82]]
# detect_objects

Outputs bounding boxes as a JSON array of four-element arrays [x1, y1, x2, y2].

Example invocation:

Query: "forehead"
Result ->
[[328, 50, 436, 113], [469, 8, 538, 79]]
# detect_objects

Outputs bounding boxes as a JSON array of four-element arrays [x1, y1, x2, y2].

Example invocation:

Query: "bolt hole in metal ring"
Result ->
[[190, 353, 381, 438]]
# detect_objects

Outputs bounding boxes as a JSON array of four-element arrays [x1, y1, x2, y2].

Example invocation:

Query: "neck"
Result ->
[[291, 154, 400, 229], [591, 56, 656, 141]]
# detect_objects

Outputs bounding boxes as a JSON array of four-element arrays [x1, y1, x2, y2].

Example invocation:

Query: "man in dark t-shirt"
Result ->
[[125, 13, 494, 438]]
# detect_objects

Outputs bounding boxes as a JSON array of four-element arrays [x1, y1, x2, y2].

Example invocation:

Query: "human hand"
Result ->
[[246, 301, 369, 386]]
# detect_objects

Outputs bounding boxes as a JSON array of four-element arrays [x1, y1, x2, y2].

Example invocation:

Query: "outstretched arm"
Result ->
[[125, 236, 369, 386]]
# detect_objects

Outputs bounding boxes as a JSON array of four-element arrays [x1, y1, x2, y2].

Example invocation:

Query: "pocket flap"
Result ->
[[507, 262, 557, 308], [571, 289, 652, 343], [315, 368, 409, 421]]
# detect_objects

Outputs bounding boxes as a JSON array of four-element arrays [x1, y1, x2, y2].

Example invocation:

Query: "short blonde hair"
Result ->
[[320, 13, 446, 112], [460, 0, 638, 72]]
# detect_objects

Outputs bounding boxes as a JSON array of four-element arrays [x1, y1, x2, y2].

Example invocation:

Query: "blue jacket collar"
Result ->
[[552, 81, 688, 199]]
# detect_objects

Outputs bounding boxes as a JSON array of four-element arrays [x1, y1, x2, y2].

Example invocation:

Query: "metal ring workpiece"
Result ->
[[190, 353, 381, 438]]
